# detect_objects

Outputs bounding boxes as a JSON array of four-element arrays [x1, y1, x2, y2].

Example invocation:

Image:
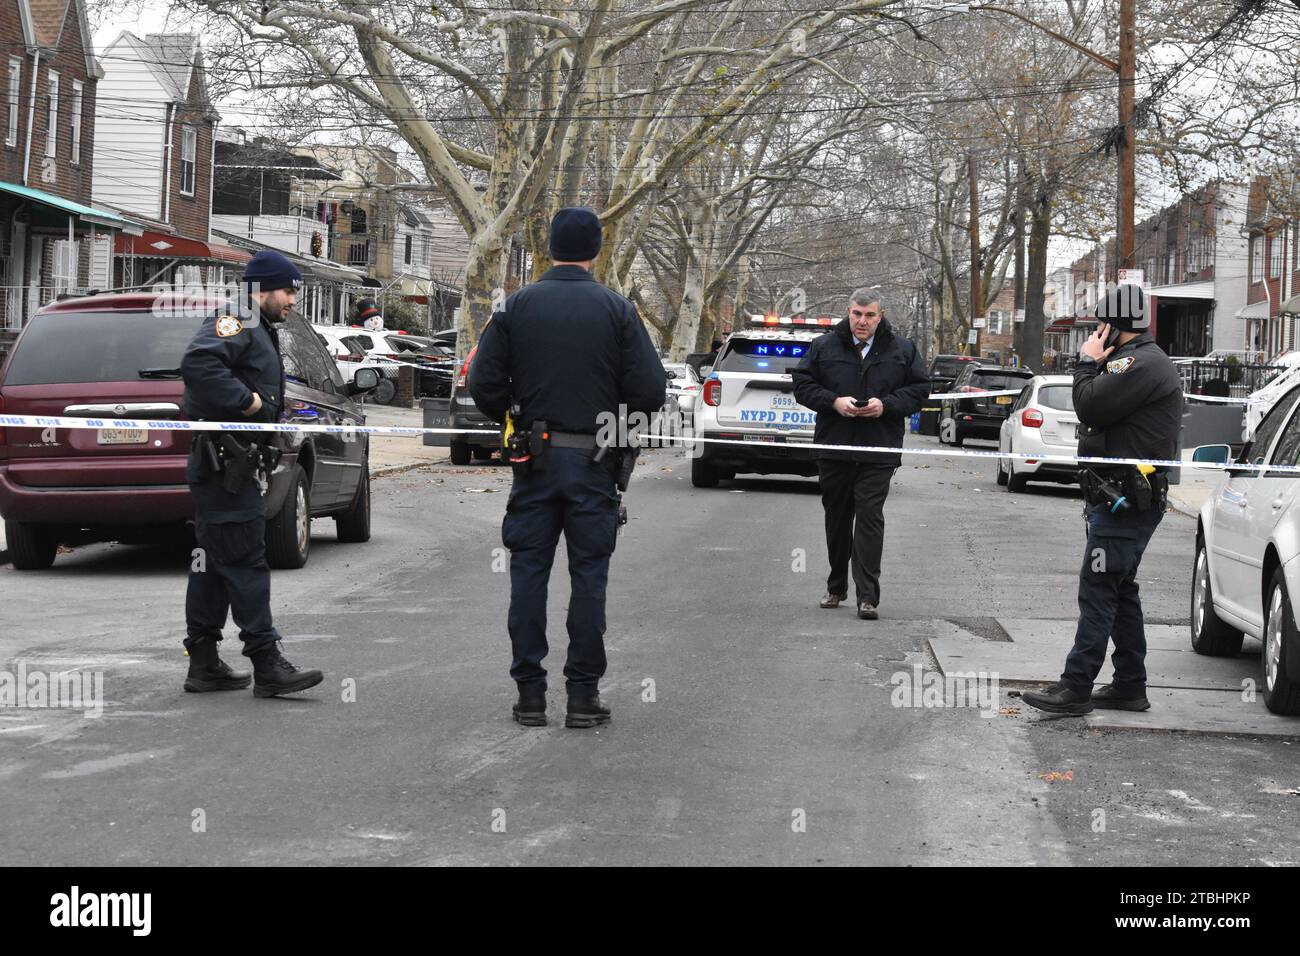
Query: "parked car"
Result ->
[[0, 294, 379, 570], [928, 353, 992, 396], [663, 362, 701, 425], [1192, 383, 1300, 714], [313, 323, 396, 403], [996, 375, 1081, 492], [448, 344, 501, 465], [939, 364, 1035, 446]]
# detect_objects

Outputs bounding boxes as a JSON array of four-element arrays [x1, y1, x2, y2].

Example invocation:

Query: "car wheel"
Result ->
[[938, 413, 950, 444], [4, 519, 58, 570], [996, 452, 1008, 486], [335, 462, 371, 543], [1262, 568, 1300, 715], [951, 424, 964, 448], [267, 465, 311, 569], [449, 440, 471, 466], [1190, 537, 1243, 656], [473, 446, 494, 462], [374, 377, 398, 405], [691, 456, 719, 488]]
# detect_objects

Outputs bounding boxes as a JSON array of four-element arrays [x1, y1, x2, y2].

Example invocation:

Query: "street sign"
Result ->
[[1118, 268, 1144, 286], [973, 316, 987, 329], [1014, 308, 1025, 324], [967, 329, 978, 345]]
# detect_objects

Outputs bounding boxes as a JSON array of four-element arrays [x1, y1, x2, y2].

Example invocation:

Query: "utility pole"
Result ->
[[1117, 0, 1137, 274], [1013, 109, 1026, 357], [969, 153, 981, 358]]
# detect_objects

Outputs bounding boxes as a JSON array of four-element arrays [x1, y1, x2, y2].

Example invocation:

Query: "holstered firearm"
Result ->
[[217, 434, 261, 495]]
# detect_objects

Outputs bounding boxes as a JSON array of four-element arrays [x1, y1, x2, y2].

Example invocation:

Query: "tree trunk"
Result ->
[[1020, 185, 1052, 373]]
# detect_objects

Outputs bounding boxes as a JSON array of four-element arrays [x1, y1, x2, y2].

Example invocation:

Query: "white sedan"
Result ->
[[1193, 382, 1300, 715], [996, 375, 1081, 492], [664, 363, 702, 422]]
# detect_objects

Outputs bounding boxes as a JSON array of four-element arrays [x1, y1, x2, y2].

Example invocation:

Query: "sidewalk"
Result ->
[[1166, 450, 1221, 519], [361, 401, 454, 475]]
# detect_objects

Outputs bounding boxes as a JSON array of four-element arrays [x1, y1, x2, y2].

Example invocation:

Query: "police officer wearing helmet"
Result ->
[[468, 207, 666, 729], [180, 249, 324, 698], [1023, 284, 1182, 715]]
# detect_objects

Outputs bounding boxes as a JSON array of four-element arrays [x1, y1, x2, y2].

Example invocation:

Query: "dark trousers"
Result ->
[[1061, 502, 1164, 690], [502, 447, 620, 698], [817, 460, 896, 606], [185, 514, 281, 656]]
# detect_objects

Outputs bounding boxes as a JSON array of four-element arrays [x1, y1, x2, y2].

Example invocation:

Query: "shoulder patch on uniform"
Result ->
[[1106, 356, 1135, 375], [215, 315, 243, 338]]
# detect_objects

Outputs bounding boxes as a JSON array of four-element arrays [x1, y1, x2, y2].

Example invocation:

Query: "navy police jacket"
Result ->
[[791, 317, 930, 465], [181, 305, 286, 521], [468, 265, 666, 434], [1074, 331, 1182, 467]]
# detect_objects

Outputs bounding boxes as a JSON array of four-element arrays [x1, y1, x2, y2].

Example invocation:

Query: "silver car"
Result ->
[[1192, 382, 1300, 714]]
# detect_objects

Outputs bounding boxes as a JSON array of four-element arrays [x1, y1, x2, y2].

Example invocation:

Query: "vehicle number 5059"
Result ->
[[772, 395, 799, 409]]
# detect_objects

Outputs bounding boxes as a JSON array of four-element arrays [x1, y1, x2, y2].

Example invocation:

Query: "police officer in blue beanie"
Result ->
[[470, 207, 666, 728], [179, 249, 324, 697]]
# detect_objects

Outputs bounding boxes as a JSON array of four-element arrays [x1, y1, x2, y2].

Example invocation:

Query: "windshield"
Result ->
[[3, 311, 203, 385], [717, 338, 812, 374]]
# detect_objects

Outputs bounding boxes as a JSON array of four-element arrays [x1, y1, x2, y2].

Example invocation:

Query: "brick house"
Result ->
[[0, 0, 132, 341], [1245, 176, 1300, 358], [92, 32, 248, 289]]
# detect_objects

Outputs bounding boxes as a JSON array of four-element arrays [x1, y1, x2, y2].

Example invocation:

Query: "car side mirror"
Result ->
[[1191, 444, 1231, 465], [347, 367, 381, 396]]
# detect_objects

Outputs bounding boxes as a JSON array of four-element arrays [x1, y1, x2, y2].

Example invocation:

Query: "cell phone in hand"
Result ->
[[853, 399, 870, 407]]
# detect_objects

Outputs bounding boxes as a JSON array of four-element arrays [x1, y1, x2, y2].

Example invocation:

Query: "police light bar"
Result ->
[[747, 314, 834, 327]]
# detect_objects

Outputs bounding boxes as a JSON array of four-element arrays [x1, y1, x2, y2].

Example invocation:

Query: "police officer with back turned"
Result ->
[[469, 207, 665, 729], [1023, 284, 1182, 715], [180, 249, 324, 698]]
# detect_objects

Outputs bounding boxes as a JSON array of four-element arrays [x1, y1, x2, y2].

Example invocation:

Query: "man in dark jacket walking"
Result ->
[[792, 288, 930, 620]]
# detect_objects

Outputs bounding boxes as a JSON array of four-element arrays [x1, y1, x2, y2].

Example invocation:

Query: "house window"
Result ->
[[180, 127, 196, 196], [70, 80, 82, 164], [404, 234, 412, 266], [44, 70, 57, 158], [7, 58, 19, 147], [1251, 235, 1262, 283], [1270, 233, 1283, 279]]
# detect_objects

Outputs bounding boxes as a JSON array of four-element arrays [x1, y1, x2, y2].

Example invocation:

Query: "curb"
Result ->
[[372, 460, 445, 478], [1166, 495, 1201, 520]]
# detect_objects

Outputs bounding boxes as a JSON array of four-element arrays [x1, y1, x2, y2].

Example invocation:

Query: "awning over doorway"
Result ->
[[0, 180, 139, 233], [1147, 281, 1215, 301], [1235, 301, 1269, 320], [114, 230, 250, 264]]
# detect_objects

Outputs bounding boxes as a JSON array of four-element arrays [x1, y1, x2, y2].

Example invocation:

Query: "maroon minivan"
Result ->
[[0, 292, 378, 570]]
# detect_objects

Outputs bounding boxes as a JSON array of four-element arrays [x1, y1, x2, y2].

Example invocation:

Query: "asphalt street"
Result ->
[[2, 434, 1298, 865]]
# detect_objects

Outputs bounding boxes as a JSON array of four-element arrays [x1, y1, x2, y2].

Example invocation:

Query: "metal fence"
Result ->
[[1175, 359, 1286, 399]]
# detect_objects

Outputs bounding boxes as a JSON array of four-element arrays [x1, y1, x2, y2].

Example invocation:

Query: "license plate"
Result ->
[[995, 396, 1012, 405], [98, 428, 147, 445]]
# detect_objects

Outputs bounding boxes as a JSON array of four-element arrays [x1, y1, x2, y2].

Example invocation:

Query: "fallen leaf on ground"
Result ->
[[1037, 770, 1074, 784]]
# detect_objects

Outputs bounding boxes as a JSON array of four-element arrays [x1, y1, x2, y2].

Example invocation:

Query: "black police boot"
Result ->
[[1091, 684, 1151, 712], [183, 640, 251, 693], [250, 643, 324, 698], [566, 693, 611, 729], [1022, 681, 1094, 716], [512, 688, 547, 727]]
